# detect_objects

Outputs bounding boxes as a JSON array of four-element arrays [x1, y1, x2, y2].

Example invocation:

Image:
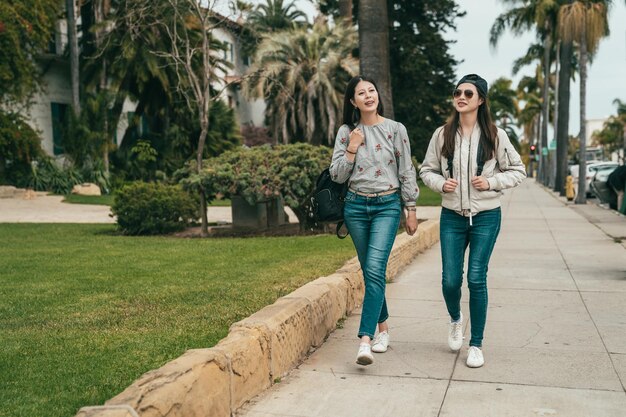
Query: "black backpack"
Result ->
[[310, 168, 350, 238]]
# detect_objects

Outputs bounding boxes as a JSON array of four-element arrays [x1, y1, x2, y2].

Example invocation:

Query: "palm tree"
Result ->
[[358, 0, 394, 118], [338, 0, 353, 21], [243, 19, 358, 145], [247, 0, 308, 32], [517, 72, 545, 176], [490, 0, 560, 185], [489, 77, 521, 147], [558, 1, 612, 203]]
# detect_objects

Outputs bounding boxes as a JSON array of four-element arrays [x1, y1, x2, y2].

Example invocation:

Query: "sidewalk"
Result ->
[[238, 179, 626, 417]]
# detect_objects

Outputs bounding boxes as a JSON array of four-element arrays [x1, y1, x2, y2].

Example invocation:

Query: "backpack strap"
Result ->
[[336, 221, 348, 239], [476, 136, 485, 176], [447, 135, 486, 178]]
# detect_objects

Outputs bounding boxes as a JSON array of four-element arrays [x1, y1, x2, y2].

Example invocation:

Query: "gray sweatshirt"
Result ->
[[329, 118, 419, 207]]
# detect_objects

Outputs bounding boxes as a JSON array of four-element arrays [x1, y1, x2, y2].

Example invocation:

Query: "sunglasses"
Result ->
[[453, 89, 475, 99]]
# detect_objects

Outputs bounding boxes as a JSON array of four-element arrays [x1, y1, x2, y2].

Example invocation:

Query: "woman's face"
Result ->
[[351, 81, 379, 113], [453, 83, 484, 114]]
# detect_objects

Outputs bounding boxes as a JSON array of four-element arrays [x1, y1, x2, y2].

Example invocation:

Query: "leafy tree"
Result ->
[[388, 0, 464, 161], [88, 0, 235, 235], [0, 0, 60, 105], [244, 19, 358, 145], [592, 99, 626, 158]]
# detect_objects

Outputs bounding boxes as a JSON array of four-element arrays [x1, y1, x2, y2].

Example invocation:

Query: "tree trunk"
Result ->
[[198, 107, 209, 237], [358, 0, 394, 118], [575, 23, 588, 204], [338, 0, 352, 22], [551, 41, 560, 187], [555, 40, 572, 195], [66, 0, 80, 114], [540, 31, 551, 185]]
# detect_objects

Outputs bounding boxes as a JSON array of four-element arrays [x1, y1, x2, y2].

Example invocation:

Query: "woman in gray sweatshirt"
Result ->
[[330, 75, 419, 366]]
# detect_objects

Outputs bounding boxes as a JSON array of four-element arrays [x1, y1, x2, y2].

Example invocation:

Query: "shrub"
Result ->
[[0, 110, 45, 186], [28, 158, 83, 194], [178, 144, 333, 230], [111, 182, 197, 235]]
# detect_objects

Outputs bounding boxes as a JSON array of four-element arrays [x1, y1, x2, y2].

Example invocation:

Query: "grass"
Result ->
[[63, 194, 115, 206], [0, 224, 355, 417], [416, 180, 442, 207]]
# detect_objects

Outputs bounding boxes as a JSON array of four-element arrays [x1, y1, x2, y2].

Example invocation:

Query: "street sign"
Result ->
[[548, 139, 557, 150]]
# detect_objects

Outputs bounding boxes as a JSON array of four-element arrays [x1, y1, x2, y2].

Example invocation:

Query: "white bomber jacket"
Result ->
[[419, 125, 526, 215]]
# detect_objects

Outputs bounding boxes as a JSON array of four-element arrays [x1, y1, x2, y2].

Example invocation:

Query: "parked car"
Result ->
[[570, 161, 619, 196], [590, 165, 624, 209]]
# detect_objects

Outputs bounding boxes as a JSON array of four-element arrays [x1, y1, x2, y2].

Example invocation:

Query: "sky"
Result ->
[[223, 0, 626, 138]]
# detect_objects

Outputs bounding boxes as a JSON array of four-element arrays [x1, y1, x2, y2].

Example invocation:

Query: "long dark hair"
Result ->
[[342, 75, 385, 129], [442, 88, 497, 163]]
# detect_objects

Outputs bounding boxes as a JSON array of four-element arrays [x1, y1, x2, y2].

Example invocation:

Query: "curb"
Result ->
[[75, 220, 440, 417]]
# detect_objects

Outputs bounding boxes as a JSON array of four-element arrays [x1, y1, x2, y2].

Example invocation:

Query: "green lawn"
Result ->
[[0, 224, 355, 417], [63, 194, 116, 206], [416, 180, 442, 206]]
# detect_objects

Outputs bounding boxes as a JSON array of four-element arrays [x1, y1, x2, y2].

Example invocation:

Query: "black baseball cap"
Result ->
[[456, 74, 488, 97]]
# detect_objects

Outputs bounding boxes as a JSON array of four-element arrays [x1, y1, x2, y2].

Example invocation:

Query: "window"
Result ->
[[51, 102, 69, 155], [223, 41, 234, 62]]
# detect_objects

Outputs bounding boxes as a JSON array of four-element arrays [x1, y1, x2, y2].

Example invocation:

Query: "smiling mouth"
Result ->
[[365, 101, 375, 106]]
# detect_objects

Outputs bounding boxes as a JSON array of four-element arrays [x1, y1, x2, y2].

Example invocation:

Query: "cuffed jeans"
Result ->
[[344, 191, 401, 339], [440, 207, 501, 347]]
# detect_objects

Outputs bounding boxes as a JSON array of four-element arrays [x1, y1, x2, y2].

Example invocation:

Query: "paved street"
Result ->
[[238, 179, 626, 417]]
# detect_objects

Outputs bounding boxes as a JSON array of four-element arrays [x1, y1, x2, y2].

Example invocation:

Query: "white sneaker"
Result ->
[[356, 343, 374, 366], [371, 331, 390, 353], [448, 312, 464, 351], [466, 346, 484, 368]]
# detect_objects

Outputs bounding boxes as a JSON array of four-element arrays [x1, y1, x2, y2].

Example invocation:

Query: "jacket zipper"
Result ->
[[467, 135, 473, 226], [457, 135, 463, 212], [505, 148, 512, 166]]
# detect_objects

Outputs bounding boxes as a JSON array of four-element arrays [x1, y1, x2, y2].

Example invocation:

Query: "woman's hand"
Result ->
[[471, 176, 490, 191], [405, 210, 418, 236], [442, 178, 458, 193], [347, 127, 364, 153]]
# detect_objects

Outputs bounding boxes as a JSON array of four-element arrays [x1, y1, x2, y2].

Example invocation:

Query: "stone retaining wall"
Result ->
[[75, 220, 440, 417]]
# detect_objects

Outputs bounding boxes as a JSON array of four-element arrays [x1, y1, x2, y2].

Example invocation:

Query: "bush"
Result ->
[[28, 158, 83, 194], [111, 182, 197, 235], [0, 110, 46, 185], [178, 144, 333, 230]]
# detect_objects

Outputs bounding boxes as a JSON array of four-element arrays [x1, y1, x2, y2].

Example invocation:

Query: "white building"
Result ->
[[16, 11, 265, 158]]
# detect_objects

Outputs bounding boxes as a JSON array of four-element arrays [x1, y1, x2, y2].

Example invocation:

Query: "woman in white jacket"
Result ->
[[419, 74, 526, 368]]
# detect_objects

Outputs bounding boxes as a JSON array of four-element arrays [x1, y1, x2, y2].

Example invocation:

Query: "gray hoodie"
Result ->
[[419, 124, 526, 215]]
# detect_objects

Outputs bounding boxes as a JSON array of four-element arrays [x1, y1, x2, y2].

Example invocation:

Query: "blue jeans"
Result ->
[[344, 191, 401, 339], [440, 207, 501, 347]]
